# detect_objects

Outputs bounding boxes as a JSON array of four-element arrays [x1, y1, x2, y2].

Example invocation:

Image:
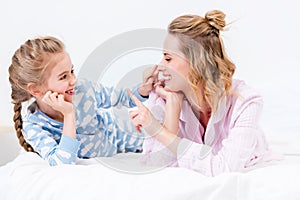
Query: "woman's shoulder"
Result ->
[[229, 79, 264, 108], [231, 79, 262, 99]]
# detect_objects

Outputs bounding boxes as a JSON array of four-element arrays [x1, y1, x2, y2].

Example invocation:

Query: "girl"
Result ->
[[129, 10, 276, 176], [8, 36, 155, 166]]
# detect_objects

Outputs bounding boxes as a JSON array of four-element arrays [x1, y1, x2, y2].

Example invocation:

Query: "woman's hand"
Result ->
[[128, 89, 181, 154], [127, 89, 163, 136], [155, 84, 184, 104], [42, 91, 74, 116], [138, 65, 159, 97]]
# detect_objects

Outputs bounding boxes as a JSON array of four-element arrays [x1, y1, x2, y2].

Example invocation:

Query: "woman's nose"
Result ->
[[157, 64, 166, 71]]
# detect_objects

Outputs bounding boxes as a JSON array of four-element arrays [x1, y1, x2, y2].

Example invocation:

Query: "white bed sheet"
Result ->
[[1, 128, 300, 200], [1, 148, 300, 200]]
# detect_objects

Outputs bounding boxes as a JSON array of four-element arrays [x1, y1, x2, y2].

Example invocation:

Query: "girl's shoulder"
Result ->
[[75, 78, 111, 95], [75, 78, 95, 91]]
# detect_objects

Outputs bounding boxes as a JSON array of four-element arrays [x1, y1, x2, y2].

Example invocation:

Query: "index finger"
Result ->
[[150, 65, 159, 75], [126, 89, 145, 108], [144, 65, 158, 82]]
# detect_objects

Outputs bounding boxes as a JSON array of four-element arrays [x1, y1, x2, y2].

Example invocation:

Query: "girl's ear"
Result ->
[[27, 83, 43, 97]]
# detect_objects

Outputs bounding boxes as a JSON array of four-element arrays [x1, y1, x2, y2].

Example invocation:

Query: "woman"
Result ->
[[129, 10, 275, 176]]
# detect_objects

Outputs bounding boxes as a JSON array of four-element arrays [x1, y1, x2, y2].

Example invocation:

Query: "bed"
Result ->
[[1, 64, 300, 199], [0, 131, 300, 200]]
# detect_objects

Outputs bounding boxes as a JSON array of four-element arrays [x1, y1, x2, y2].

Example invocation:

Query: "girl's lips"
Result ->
[[65, 88, 75, 95]]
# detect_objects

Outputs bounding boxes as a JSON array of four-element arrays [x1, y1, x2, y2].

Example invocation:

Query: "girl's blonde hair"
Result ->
[[8, 36, 65, 152], [168, 10, 235, 112]]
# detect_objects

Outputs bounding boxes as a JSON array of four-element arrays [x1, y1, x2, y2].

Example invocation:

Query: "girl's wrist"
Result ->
[[63, 111, 76, 123], [138, 87, 149, 98]]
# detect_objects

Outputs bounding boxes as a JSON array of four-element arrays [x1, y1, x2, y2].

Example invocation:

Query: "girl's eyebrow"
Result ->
[[57, 65, 74, 77], [57, 70, 68, 77]]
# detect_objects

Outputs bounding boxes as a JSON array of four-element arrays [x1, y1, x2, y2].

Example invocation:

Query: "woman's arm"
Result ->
[[155, 86, 184, 134], [176, 99, 264, 176], [128, 90, 266, 176], [128, 89, 181, 152]]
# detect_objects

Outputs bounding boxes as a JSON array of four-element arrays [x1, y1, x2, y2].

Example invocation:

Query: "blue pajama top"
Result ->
[[23, 79, 146, 166]]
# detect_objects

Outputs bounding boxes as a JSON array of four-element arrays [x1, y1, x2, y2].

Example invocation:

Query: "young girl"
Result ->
[[8, 36, 155, 166], [129, 10, 276, 176]]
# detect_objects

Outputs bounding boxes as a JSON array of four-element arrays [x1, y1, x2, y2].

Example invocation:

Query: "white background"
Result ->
[[0, 0, 299, 136]]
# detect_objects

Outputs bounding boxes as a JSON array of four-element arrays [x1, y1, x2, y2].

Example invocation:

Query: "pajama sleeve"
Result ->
[[176, 95, 264, 176], [23, 122, 80, 166], [76, 79, 147, 109]]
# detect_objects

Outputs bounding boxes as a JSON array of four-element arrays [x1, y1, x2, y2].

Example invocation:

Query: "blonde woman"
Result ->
[[129, 10, 276, 176]]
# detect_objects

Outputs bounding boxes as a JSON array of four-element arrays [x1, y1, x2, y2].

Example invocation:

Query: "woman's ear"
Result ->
[[27, 83, 43, 97]]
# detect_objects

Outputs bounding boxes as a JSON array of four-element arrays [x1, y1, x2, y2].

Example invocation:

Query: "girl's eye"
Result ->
[[165, 58, 171, 62], [60, 74, 67, 80], [71, 69, 74, 74]]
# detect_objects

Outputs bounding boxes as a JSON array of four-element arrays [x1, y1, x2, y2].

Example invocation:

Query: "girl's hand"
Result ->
[[138, 65, 159, 97], [42, 91, 74, 116], [127, 89, 163, 136]]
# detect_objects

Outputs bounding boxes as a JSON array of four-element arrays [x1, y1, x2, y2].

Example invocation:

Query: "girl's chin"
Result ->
[[64, 96, 74, 103]]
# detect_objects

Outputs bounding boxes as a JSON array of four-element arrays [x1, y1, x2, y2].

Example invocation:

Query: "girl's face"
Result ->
[[43, 51, 76, 103], [158, 34, 190, 92]]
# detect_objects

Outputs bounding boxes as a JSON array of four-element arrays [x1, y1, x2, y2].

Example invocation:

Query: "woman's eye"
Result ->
[[165, 58, 171, 62], [71, 69, 74, 74]]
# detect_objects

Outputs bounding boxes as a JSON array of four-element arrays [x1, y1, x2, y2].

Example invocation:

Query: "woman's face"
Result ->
[[158, 34, 190, 92], [42, 51, 76, 103]]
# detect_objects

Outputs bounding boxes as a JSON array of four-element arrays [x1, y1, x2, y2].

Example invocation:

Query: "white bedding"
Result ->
[[1, 148, 300, 200]]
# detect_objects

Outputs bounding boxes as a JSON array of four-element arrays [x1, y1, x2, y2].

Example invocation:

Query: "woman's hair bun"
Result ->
[[205, 10, 226, 31]]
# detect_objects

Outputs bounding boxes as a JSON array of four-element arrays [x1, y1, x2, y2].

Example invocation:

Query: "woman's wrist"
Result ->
[[143, 116, 163, 136], [166, 92, 184, 107]]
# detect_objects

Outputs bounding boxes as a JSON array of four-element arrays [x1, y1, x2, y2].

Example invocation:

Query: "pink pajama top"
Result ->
[[143, 79, 275, 176]]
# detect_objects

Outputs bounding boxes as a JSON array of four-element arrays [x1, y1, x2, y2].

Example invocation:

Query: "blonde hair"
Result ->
[[8, 36, 65, 152], [168, 10, 235, 112]]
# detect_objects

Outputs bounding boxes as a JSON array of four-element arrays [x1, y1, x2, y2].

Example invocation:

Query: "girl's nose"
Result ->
[[70, 74, 76, 85]]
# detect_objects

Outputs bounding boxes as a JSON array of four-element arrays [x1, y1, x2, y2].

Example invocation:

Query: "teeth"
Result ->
[[65, 89, 73, 94], [158, 72, 171, 81]]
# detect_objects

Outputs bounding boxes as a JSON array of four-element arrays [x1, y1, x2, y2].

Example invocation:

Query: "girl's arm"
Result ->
[[78, 66, 158, 109], [42, 91, 77, 139], [23, 120, 80, 166], [76, 79, 148, 109], [30, 91, 80, 166]]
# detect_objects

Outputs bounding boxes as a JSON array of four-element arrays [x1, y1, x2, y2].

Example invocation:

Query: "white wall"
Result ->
[[0, 0, 299, 135]]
